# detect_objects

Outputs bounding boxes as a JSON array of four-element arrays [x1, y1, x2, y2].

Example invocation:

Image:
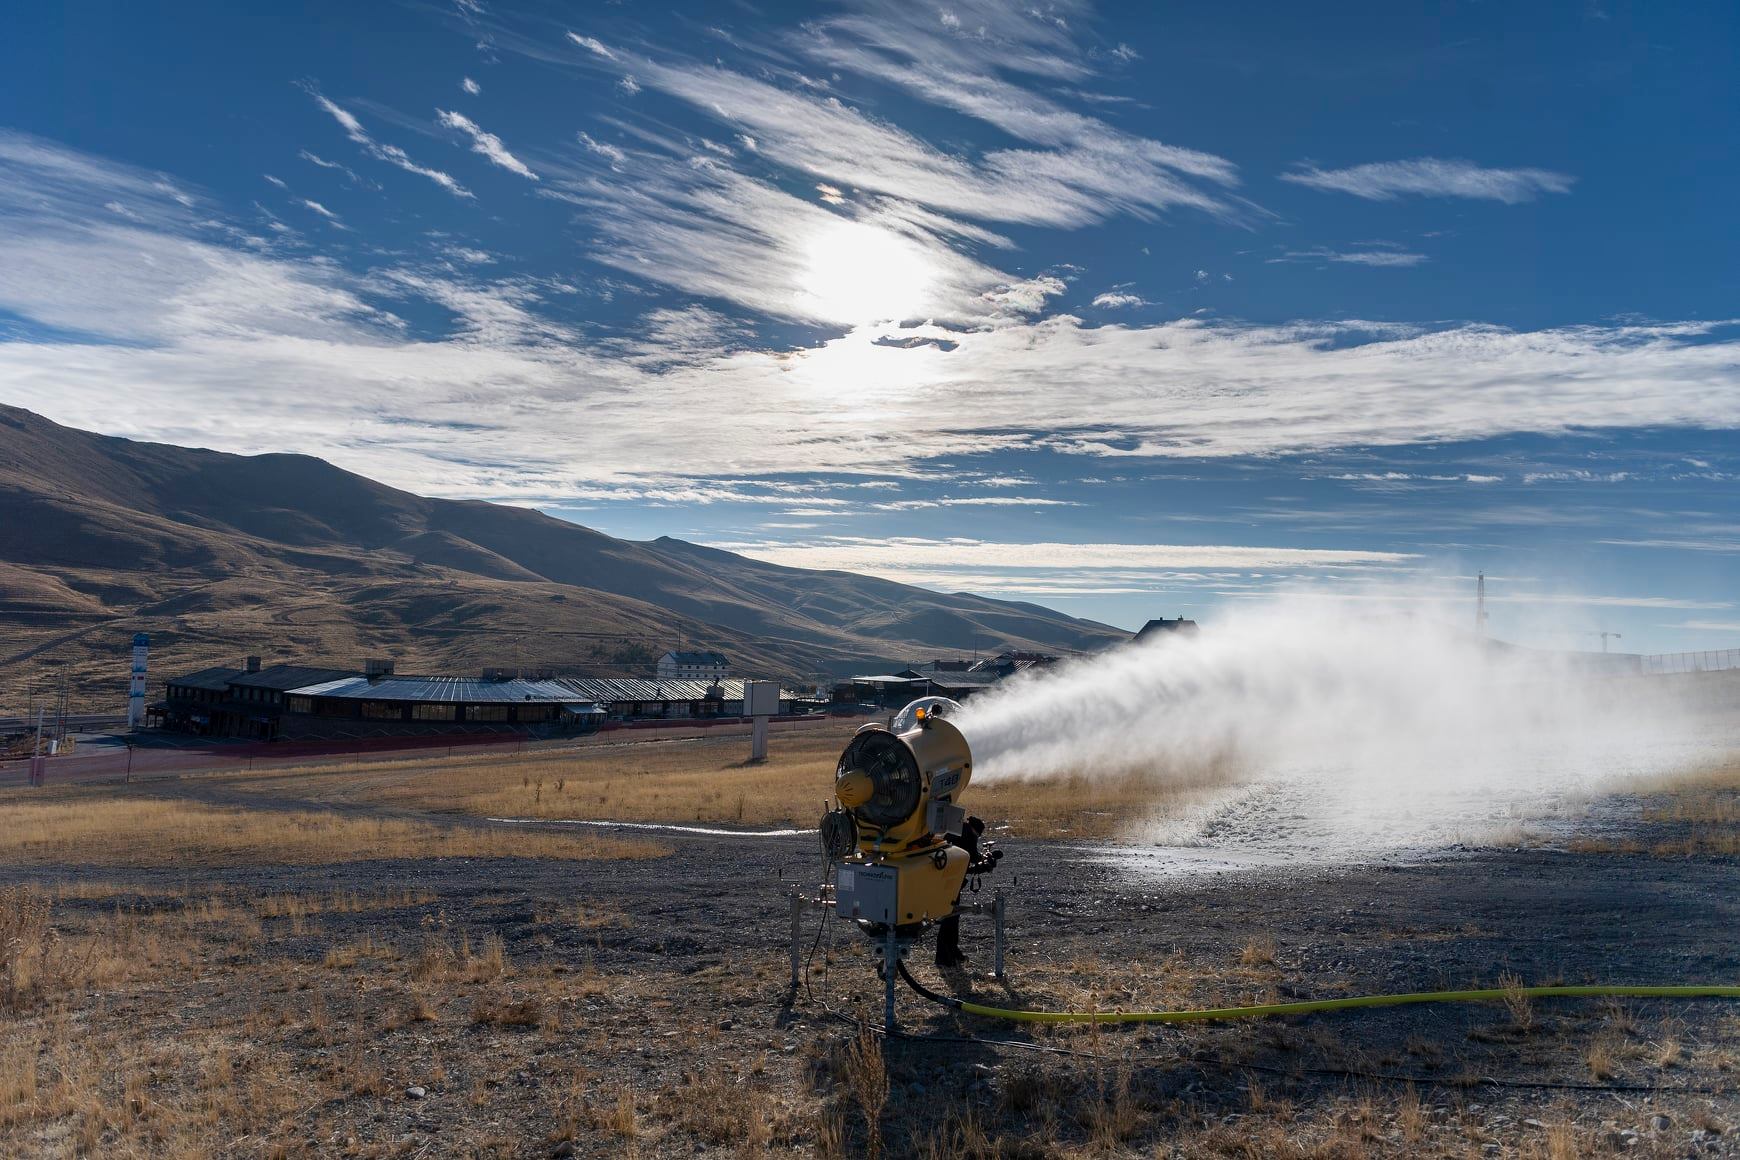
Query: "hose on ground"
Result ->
[[896, 961, 1740, 1025]]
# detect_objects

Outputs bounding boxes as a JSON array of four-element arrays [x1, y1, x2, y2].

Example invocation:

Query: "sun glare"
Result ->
[[796, 220, 938, 325]]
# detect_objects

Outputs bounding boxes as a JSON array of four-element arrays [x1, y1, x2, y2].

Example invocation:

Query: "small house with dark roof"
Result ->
[[1135, 617, 1199, 641]]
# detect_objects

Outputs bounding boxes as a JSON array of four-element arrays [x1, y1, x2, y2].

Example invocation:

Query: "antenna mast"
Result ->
[[1475, 572, 1489, 637]]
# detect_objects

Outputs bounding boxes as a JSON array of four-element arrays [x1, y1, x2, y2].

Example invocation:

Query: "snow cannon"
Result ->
[[822, 695, 1002, 951]]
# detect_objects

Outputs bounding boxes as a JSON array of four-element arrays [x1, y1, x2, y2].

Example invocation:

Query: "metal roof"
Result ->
[[285, 675, 578, 704], [888, 669, 1004, 689], [229, 665, 361, 691], [167, 666, 244, 692], [923, 672, 1002, 689], [284, 675, 752, 705], [555, 677, 747, 702]]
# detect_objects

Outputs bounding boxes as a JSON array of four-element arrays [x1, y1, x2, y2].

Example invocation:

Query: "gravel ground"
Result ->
[[3, 769, 1739, 1156]]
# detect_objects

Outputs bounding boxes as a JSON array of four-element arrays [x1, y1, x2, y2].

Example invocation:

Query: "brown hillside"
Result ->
[[0, 406, 1127, 714]]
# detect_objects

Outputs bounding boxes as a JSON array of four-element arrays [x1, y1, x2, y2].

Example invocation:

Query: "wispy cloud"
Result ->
[[298, 198, 345, 227], [544, 143, 1054, 326], [1270, 247, 1429, 268], [710, 537, 1415, 584], [3, 133, 1739, 506], [553, 9, 1240, 231], [1602, 538, 1740, 553], [869, 496, 1078, 511], [1281, 158, 1574, 203], [298, 149, 373, 188], [303, 86, 473, 198], [566, 32, 615, 60], [1092, 289, 1151, 308], [436, 109, 537, 179], [461, 76, 481, 95]]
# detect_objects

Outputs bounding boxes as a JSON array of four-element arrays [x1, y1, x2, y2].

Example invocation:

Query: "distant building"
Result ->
[[156, 656, 785, 741], [835, 651, 1061, 707], [657, 650, 730, 681], [1136, 617, 1199, 641]]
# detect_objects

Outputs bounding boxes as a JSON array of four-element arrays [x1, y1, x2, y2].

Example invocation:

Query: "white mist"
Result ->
[[954, 591, 1723, 863]]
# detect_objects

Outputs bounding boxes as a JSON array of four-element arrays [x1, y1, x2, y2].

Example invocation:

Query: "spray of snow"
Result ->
[[954, 591, 1723, 863]]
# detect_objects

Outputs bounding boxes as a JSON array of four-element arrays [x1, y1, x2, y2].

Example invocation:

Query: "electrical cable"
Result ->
[[895, 961, 1740, 1026], [789, 965, 1737, 1095]]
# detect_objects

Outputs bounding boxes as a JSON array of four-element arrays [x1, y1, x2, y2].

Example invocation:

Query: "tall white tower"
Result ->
[[1475, 573, 1489, 637], [127, 633, 149, 730]]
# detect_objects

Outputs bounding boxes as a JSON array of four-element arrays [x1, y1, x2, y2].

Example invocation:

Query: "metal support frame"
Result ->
[[786, 888, 1009, 1031], [882, 925, 899, 1031]]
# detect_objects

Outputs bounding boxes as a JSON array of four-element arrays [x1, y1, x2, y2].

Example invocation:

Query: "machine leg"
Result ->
[[882, 925, 899, 1032], [789, 894, 804, 987], [993, 891, 1006, 980]]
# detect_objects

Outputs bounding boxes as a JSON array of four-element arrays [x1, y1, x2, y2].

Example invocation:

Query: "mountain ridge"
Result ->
[[0, 406, 1128, 712]]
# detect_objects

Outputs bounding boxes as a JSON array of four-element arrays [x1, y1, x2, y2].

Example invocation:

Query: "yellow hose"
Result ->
[[896, 965, 1740, 1025]]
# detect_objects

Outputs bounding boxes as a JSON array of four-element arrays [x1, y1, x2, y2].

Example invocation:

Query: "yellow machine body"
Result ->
[[831, 702, 974, 933]]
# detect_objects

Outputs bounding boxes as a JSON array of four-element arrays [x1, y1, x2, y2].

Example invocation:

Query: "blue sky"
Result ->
[[2, 0, 1736, 651]]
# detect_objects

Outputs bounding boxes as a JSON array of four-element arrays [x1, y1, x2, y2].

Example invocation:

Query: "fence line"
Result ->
[[1637, 648, 1740, 676]]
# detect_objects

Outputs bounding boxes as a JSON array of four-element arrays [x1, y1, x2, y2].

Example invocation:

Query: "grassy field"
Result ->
[[2, 726, 1738, 1155], [220, 720, 1247, 841], [0, 795, 667, 866]]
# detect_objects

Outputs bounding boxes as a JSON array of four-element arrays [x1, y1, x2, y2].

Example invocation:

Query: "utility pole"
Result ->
[[1592, 631, 1622, 653], [30, 707, 44, 788], [1475, 572, 1490, 637]]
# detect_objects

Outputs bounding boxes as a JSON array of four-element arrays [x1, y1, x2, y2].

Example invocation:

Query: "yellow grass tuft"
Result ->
[[0, 795, 667, 866]]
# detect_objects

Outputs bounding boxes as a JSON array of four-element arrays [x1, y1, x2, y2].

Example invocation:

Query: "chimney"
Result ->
[[245, 655, 262, 673]]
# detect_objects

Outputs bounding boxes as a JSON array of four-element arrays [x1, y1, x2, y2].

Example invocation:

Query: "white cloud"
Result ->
[[617, 74, 641, 96], [436, 109, 537, 180], [555, 21, 1239, 231], [711, 536, 1415, 579], [298, 198, 344, 227], [1091, 291, 1148, 309], [566, 32, 616, 60], [545, 146, 1049, 326], [305, 87, 472, 198], [1271, 247, 1428, 268], [263, 174, 287, 189], [1281, 158, 1574, 204], [2, 133, 1739, 507], [461, 76, 482, 95], [1601, 538, 1740, 553], [298, 150, 373, 188], [575, 131, 625, 168], [869, 496, 1078, 510]]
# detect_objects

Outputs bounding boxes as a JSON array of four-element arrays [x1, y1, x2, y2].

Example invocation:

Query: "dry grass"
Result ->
[[207, 719, 1245, 839], [1500, 970, 1535, 1032], [0, 794, 667, 866], [845, 1024, 890, 1159]]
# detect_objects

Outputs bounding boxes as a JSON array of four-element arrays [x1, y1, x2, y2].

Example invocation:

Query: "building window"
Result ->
[[515, 704, 555, 723], [359, 701, 403, 720], [287, 696, 315, 715], [412, 703, 456, 722], [465, 705, 510, 722]]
